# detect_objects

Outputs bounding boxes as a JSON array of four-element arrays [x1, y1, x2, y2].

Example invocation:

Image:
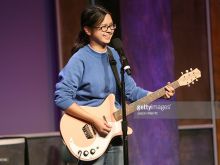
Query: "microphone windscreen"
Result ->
[[111, 38, 123, 50]]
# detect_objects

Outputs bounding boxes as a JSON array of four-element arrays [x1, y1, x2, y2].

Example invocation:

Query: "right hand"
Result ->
[[92, 117, 112, 137]]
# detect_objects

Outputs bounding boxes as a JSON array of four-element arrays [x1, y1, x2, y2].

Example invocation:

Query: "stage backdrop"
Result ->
[[120, 0, 179, 164], [0, 0, 58, 135]]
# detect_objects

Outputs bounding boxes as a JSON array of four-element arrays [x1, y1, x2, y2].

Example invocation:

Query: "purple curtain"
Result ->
[[120, 0, 179, 164]]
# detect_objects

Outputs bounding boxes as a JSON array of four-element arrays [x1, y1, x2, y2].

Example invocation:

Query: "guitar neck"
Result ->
[[113, 80, 180, 121]]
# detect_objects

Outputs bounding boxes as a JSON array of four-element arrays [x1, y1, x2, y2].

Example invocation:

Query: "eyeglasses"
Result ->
[[95, 24, 116, 32]]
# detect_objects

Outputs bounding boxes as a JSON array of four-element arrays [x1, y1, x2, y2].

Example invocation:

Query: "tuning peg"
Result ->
[[190, 68, 193, 71], [181, 72, 183, 75], [188, 84, 190, 87], [196, 79, 198, 81], [192, 81, 194, 84], [186, 70, 189, 73]]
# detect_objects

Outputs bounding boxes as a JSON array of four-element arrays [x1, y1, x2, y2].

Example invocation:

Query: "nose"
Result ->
[[106, 26, 113, 33]]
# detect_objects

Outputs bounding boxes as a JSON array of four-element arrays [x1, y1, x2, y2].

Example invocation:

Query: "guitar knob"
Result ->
[[78, 150, 82, 155], [90, 149, 96, 155], [83, 150, 89, 157]]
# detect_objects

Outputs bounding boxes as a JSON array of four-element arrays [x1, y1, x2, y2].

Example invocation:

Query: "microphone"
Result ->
[[111, 38, 131, 75]]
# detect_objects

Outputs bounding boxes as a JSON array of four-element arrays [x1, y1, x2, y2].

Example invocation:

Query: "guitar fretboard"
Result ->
[[113, 81, 180, 121]]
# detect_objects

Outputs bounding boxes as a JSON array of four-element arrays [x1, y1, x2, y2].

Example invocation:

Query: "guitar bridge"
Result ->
[[82, 124, 94, 139]]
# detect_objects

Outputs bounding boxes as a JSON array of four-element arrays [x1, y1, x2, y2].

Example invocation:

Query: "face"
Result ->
[[84, 14, 115, 50]]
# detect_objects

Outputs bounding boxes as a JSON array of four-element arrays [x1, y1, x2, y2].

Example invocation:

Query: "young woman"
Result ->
[[55, 5, 175, 165]]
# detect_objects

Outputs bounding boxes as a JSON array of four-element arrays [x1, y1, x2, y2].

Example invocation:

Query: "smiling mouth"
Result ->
[[103, 35, 112, 40]]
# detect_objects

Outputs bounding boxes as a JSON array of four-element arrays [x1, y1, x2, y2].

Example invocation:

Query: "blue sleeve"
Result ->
[[54, 56, 84, 110], [124, 73, 149, 102]]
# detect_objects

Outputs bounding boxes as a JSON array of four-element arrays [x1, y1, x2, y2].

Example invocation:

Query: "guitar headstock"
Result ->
[[177, 68, 201, 87]]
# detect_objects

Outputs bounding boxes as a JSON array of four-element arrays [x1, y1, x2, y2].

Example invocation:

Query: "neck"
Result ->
[[89, 41, 107, 53]]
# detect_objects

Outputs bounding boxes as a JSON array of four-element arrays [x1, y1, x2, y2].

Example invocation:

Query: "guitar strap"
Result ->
[[107, 47, 122, 93]]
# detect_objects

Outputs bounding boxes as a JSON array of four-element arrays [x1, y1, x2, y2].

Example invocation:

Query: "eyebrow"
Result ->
[[100, 23, 114, 26]]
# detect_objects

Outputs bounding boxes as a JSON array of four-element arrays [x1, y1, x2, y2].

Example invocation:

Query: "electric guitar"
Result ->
[[60, 68, 201, 161]]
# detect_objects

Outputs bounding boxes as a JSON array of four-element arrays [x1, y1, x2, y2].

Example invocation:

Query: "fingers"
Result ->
[[164, 82, 175, 98], [104, 122, 112, 132], [165, 83, 175, 93], [99, 126, 111, 137], [165, 92, 171, 99], [94, 119, 112, 137]]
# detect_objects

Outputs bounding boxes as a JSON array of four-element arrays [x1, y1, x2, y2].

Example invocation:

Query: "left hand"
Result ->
[[163, 82, 175, 99]]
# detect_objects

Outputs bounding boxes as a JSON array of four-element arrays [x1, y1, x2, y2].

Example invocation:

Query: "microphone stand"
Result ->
[[120, 58, 129, 165]]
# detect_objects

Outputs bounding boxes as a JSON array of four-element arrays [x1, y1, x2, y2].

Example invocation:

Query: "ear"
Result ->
[[83, 26, 92, 36]]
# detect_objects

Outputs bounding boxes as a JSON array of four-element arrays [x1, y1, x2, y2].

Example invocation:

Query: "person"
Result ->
[[54, 5, 175, 165]]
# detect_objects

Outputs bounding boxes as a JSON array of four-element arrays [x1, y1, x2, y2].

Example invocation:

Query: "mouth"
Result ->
[[103, 34, 112, 40]]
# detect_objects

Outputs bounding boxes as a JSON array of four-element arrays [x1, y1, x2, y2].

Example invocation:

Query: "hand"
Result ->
[[92, 117, 112, 137], [163, 82, 175, 99]]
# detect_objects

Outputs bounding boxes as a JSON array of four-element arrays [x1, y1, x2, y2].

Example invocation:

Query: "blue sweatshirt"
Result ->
[[54, 45, 149, 110]]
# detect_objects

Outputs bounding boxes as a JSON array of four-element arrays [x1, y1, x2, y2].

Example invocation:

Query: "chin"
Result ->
[[103, 39, 111, 44]]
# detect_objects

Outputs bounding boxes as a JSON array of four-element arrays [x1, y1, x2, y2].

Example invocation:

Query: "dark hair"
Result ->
[[72, 5, 111, 54]]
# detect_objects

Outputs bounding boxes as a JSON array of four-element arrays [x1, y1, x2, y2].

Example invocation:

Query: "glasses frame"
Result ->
[[95, 24, 117, 32]]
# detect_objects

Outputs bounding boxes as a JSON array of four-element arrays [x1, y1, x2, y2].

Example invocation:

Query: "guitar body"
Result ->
[[60, 68, 201, 161], [60, 94, 133, 161]]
